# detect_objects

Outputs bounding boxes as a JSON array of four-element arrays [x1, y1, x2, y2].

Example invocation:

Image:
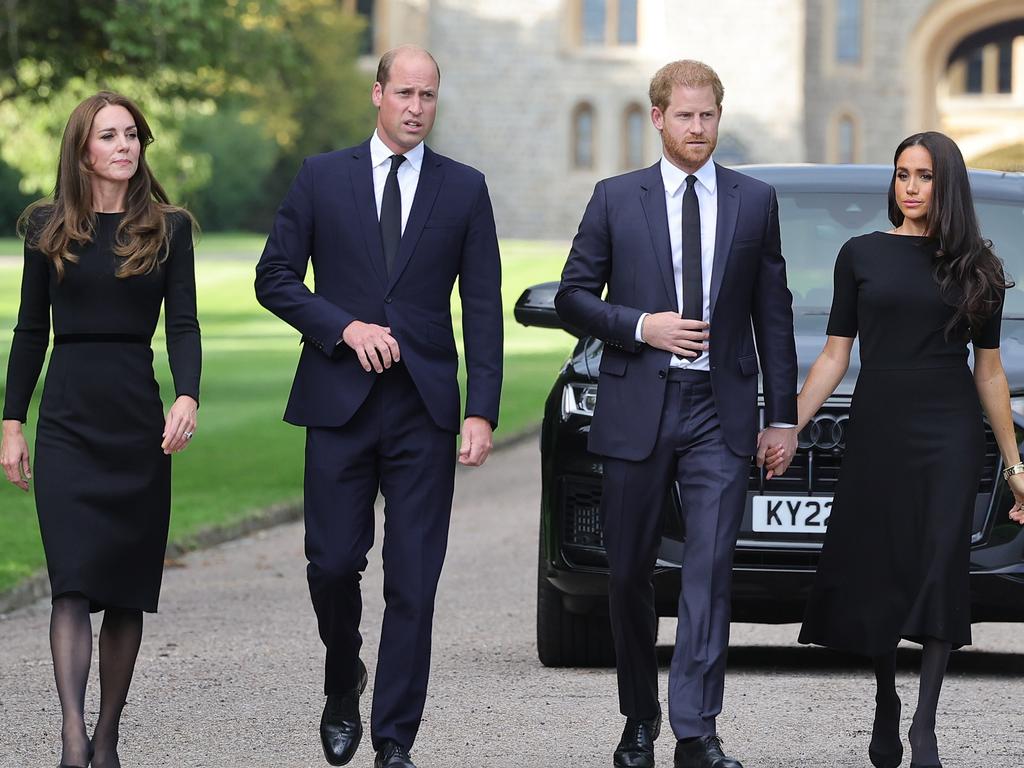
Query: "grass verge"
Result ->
[[0, 236, 573, 594]]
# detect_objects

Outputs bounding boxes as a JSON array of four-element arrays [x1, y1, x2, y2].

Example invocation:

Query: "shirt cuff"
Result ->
[[768, 422, 797, 428], [635, 313, 649, 343]]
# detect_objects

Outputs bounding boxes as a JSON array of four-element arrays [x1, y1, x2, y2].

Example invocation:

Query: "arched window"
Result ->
[[623, 104, 645, 169], [835, 0, 862, 64], [837, 116, 856, 163], [573, 103, 596, 170]]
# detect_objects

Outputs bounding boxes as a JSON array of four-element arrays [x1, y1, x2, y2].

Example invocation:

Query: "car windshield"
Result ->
[[779, 192, 1024, 316]]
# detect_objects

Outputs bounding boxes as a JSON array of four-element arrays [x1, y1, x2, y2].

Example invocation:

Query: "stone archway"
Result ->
[[905, 0, 1023, 136]]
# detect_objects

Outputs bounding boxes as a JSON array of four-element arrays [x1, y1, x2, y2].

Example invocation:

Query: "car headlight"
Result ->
[[561, 382, 598, 419], [1012, 396, 1024, 420]]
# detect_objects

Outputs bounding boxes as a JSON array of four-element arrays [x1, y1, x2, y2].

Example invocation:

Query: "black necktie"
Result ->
[[681, 174, 702, 321], [380, 154, 406, 277]]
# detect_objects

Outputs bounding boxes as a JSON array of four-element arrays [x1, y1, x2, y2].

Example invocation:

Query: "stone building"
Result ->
[[345, 0, 1024, 238]]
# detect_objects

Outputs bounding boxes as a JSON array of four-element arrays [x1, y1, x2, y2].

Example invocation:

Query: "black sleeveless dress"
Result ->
[[3, 211, 201, 612], [798, 232, 1001, 655]]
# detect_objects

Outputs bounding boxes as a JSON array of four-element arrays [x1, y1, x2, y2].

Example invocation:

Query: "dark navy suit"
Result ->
[[556, 161, 796, 738], [255, 138, 502, 751]]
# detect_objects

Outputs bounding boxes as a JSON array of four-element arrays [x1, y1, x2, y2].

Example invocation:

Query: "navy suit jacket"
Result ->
[[555, 162, 797, 460], [255, 139, 503, 434]]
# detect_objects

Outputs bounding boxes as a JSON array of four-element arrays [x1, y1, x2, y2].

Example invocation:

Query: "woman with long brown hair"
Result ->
[[769, 131, 1024, 767], [0, 92, 201, 767]]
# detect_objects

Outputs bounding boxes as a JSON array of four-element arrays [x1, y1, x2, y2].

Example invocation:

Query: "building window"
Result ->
[[582, 0, 607, 45], [577, 0, 638, 47], [835, 0, 862, 64], [343, 0, 376, 55], [965, 48, 984, 93], [623, 104, 645, 169], [618, 0, 638, 45], [838, 116, 856, 163], [998, 39, 1013, 94], [828, 112, 859, 164], [573, 103, 595, 170]]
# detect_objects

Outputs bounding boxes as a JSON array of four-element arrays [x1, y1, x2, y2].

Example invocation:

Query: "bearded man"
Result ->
[[555, 60, 798, 768]]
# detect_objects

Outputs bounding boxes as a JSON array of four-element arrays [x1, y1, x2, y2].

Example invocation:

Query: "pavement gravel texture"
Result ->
[[2, 437, 1023, 767]]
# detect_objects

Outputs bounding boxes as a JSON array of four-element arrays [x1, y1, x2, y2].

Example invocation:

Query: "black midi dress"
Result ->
[[798, 232, 1001, 656], [3, 211, 201, 612]]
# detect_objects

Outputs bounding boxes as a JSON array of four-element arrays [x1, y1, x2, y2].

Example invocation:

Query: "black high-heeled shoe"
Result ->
[[868, 695, 903, 768]]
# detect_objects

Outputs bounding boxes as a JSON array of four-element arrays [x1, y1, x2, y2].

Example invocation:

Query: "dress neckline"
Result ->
[[875, 230, 931, 239]]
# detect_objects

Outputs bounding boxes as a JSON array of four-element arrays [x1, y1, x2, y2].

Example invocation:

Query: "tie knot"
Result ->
[[389, 154, 407, 173], [685, 174, 697, 189]]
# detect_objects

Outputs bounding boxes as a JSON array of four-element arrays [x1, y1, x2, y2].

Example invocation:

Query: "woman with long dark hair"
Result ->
[[0, 92, 200, 768], [772, 131, 1024, 767]]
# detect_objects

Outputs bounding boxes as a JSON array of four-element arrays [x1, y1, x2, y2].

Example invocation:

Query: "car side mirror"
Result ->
[[513, 281, 584, 337]]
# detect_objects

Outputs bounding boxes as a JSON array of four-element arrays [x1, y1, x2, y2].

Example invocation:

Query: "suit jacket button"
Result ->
[[658, 370, 666, 379], [384, 297, 393, 304]]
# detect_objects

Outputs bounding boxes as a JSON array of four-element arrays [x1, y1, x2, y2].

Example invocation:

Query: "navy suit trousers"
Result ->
[[303, 363, 456, 751], [601, 372, 749, 739]]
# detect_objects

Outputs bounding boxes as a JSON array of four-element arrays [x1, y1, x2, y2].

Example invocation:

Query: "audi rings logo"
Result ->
[[798, 414, 849, 450]]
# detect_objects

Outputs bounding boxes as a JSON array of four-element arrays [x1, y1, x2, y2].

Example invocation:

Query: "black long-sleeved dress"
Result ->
[[3, 210, 201, 612], [799, 232, 1000, 654]]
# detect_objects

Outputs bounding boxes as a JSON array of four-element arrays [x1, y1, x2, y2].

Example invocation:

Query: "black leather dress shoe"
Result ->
[[674, 735, 744, 768], [374, 740, 417, 768], [320, 659, 368, 766], [614, 713, 662, 768]]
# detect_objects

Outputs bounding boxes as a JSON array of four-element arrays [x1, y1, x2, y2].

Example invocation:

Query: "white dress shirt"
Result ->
[[370, 130, 424, 233], [635, 155, 718, 371], [633, 156, 796, 430]]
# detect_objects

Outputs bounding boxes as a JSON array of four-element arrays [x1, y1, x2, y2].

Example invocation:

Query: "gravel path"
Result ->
[[2, 438, 1022, 767]]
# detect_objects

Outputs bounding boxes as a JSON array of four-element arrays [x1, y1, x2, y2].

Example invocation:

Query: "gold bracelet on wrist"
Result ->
[[1002, 462, 1024, 481]]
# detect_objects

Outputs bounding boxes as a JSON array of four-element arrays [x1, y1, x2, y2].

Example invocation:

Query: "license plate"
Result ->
[[751, 496, 832, 533]]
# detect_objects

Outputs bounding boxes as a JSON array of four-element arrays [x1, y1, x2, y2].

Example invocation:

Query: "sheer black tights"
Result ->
[[50, 595, 92, 767], [91, 607, 144, 768], [49, 596, 143, 768], [909, 640, 951, 767]]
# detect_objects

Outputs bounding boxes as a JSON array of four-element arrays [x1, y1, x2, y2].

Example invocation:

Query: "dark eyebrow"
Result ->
[[96, 124, 138, 133]]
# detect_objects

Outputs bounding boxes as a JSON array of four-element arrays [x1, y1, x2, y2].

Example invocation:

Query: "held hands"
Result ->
[[756, 426, 798, 480], [641, 313, 709, 358], [162, 395, 198, 455], [1008, 474, 1024, 524], [343, 320, 401, 373], [1, 420, 32, 491], [458, 416, 493, 467]]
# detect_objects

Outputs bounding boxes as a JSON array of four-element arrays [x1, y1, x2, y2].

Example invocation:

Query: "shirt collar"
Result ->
[[371, 130, 424, 172], [660, 154, 717, 197]]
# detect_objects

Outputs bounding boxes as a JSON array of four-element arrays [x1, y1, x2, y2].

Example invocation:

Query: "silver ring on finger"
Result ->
[[184, 431, 193, 440]]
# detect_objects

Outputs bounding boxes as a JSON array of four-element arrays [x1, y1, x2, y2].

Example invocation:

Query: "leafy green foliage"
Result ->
[[0, 0, 375, 231]]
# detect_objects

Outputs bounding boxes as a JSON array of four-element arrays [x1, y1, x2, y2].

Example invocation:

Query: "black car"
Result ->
[[516, 164, 1024, 667]]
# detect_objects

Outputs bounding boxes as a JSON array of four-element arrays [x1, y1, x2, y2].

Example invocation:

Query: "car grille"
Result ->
[[561, 477, 603, 548], [561, 476, 683, 554], [749, 404, 1000, 494]]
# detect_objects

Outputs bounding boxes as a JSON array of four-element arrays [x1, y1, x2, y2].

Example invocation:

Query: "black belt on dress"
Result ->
[[54, 333, 150, 345]]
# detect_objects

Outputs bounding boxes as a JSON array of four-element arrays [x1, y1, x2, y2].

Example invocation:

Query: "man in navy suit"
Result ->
[[556, 60, 797, 768], [255, 45, 502, 768]]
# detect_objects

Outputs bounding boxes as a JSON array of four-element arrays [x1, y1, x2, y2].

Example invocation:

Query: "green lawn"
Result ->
[[0, 236, 574, 594]]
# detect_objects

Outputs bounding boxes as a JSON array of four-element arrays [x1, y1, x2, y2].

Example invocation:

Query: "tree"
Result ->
[[0, 0, 374, 231]]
